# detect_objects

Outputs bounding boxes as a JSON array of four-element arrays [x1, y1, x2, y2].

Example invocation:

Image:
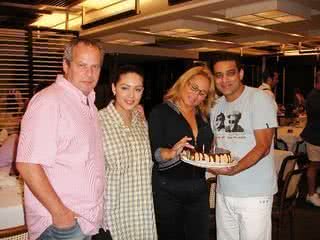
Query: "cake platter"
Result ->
[[180, 155, 238, 168]]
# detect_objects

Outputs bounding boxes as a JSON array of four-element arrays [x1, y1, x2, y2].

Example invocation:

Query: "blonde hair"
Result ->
[[164, 65, 215, 121]]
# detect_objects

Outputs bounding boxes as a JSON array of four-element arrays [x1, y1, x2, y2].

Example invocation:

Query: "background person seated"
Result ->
[[0, 133, 19, 175], [293, 88, 305, 115]]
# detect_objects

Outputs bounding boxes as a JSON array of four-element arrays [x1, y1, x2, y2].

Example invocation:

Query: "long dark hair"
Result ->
[[112, 64, 144, 85]]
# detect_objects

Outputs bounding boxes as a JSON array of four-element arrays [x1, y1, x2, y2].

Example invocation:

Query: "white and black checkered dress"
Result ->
[[99, 102, 157, 240]]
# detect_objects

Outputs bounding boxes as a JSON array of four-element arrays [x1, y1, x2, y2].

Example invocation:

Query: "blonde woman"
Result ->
[[99, 65, 157, 240], [148, 65, 215, 240]]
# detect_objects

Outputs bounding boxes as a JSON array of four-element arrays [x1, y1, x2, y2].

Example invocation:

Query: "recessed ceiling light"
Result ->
[[100, 33, 155, 46], [252, 19, 279, 26], [174, 28, 193, 33], [275, 15, 305, 23], [149, 19, 217, 37], [255, 10, 288, 18], [232, 15, 263, 23]]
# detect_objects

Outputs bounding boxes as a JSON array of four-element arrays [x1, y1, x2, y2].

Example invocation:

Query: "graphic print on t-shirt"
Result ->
[[214, 111, 244, 133], [224, 110, 244, 133], [215, 112, 226, 131]]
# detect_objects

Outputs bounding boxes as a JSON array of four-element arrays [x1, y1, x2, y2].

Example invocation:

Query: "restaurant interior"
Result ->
[[1, 0, 320, 239]]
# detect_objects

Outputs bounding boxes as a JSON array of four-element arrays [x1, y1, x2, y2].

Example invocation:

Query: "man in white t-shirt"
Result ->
[[209, 54, 278, 240]]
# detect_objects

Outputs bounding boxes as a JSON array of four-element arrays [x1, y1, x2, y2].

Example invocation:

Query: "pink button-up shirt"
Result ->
[[16, 75, 105, 240]]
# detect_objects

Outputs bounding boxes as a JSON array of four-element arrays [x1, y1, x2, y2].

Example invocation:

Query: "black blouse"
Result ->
[[301, 88, 320, 146], [148, 101, 213, 179]]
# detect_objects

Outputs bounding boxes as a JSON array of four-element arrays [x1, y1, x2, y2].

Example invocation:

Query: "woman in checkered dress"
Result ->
[[99, 65, 157, 240]]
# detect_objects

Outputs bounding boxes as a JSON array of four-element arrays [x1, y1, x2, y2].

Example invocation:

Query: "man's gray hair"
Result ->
[[63, 38, 104, 63]]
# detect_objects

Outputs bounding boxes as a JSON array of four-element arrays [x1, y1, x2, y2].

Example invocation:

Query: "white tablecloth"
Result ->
[[277, 126, 304, 152], [0, 167, 25, 230]]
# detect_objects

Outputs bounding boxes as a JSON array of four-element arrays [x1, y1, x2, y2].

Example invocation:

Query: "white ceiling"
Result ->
[[78, 0, 320, 58]]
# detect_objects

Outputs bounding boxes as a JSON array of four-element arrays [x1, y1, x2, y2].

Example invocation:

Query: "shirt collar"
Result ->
[[262, 82, 272, 90], [106, 100, 139, 128], [55, 74, 95, 106]]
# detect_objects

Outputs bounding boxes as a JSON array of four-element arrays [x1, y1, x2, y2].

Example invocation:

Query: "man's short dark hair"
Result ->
[[212, 53, 242, 71]]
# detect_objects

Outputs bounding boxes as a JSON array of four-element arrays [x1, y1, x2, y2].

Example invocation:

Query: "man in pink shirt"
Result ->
[[16, 38, 107, 240]]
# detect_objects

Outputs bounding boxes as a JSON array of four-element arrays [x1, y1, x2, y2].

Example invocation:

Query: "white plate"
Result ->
[[181, 155, 238, 169]]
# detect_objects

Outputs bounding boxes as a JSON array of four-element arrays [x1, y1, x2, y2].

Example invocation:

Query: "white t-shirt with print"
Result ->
[[210, 86, 278, 197]]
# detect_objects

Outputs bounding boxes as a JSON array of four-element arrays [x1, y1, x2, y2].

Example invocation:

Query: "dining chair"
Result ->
[[272, 166, 307, 240], [277, 155, 298, 193], [294, 140, 306, 155], [294, 140, 308, 167], [0, 225, 28, 240], [275, 138, 289, 151]]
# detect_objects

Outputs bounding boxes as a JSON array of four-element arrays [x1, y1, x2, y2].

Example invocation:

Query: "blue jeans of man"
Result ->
[[37, 221, 90, 240]]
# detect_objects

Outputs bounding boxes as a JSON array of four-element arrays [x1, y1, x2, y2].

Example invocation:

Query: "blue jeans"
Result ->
[[38, 221, 90, 240]]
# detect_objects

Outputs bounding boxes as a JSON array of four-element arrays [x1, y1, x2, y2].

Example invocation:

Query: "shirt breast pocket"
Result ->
[[56, 117, 90, 167]]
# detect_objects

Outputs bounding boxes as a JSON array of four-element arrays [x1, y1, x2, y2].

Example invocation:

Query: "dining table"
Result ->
[[0, 167, 25, 230]]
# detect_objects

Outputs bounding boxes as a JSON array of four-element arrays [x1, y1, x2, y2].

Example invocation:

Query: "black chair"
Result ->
[[294, 140, 306, 155], [275, 138, 289, 151], [294, 140, 308, 167], [272, 167, 307, 240], [277, 155, 298, 193]]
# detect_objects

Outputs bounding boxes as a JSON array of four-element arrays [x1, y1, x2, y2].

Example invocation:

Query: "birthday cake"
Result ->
[[181, 148, 233, 164]]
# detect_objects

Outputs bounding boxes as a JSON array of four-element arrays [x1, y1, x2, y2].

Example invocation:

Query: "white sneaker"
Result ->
[[306, 193, 320, 207]]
